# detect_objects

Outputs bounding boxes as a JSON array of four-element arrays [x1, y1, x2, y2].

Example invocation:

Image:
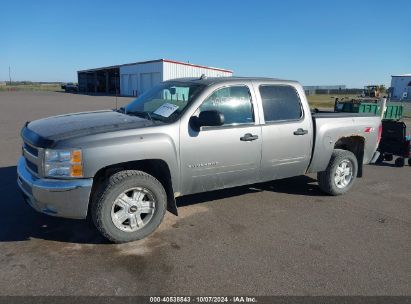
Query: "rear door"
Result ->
[[255, 83, 313, 181]]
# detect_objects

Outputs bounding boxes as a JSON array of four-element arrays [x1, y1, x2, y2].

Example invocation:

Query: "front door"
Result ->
[[180, 85, 262, 195]]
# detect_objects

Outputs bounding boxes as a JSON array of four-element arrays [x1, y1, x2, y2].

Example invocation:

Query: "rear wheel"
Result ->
[[408, 158, 411, 166], [395, 157, 405, 167], [317, 149, 358, 196], [384, 154, 393, 161], [91, 170, 167, 243]]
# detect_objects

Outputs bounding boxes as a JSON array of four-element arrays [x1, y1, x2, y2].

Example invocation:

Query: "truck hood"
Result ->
[[22, 110, 155, 148]]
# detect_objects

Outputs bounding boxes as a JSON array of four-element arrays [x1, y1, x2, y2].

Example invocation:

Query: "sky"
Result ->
[[0, 0, 410, 87]]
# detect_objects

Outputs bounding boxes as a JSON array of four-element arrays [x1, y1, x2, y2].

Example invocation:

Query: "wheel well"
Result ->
[[89, 159, 178, 217], [334, 136, 365, 177]]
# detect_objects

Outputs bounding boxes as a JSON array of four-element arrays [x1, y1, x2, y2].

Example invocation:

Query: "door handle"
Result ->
[[293, 128, 308, 135], [240, 133, 259, 141]]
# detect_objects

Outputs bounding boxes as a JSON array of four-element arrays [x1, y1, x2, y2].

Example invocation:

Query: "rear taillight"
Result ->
[[377, 123, 382, 144]]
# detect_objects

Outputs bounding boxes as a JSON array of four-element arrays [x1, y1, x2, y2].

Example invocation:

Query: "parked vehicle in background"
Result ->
[[61, 82, 78, 92], [17, 77, 382, 243]]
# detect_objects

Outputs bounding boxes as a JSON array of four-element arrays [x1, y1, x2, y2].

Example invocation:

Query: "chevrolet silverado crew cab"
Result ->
[[18, 77, 382, 243]]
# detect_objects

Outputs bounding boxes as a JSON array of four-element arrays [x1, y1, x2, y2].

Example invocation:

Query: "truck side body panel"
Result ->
[[55, 124, 182, 194], [308, 114, 381, 173]]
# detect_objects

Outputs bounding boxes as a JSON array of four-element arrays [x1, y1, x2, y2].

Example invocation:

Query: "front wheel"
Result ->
[[317, 149, 358, 196], [91, 170, 167, 243]]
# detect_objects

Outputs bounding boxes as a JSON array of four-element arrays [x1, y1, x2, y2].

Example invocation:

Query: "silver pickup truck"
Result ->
[[17, 77, 382, 243]]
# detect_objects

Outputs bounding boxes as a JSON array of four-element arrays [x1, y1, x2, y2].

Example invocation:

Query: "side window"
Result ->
[[199, 86, 254, 125], [259, 85, 302, 122]]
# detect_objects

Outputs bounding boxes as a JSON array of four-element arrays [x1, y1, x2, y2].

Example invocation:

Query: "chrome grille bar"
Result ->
[[22, 141, 42, 177]]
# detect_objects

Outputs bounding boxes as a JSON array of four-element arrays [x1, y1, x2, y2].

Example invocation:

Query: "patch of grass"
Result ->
[[0, 84, 63, 92]]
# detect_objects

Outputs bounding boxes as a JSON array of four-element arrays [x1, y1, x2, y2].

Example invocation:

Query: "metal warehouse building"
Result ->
[[77, 59, 233, 96], [390, 74, 411, 101]]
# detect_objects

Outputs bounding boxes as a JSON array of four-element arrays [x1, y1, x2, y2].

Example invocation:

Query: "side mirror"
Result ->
[[190, 110, 224, 131]]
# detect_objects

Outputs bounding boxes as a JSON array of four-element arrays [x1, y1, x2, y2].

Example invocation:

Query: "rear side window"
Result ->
[[199, 86, 254, 125], [259, 85, 302, 122]]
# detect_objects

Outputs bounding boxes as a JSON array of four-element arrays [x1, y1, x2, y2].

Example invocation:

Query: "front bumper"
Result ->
[[17, 156, 93, 219]]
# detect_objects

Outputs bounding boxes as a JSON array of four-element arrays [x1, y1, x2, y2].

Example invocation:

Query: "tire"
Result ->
[[395, 157, 405, 167], [91, 170, 167, 243], [408, 158, 411, 166], [384, 154, 393, 161], [317, 149, 358, 196]]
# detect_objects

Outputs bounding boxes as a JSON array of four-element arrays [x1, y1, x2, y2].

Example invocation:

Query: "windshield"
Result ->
[[124, 81, 206, 123]]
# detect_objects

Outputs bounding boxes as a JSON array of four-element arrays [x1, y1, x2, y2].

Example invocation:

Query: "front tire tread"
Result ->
[[91, 170, 167, 243]]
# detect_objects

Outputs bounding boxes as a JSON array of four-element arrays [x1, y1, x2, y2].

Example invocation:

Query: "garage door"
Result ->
[[140, 72, 162, 95], [152, 72, 161, 86], [140, 73, 151, 94], [131, 74, 138, 96], [120, 74, 130, 95]]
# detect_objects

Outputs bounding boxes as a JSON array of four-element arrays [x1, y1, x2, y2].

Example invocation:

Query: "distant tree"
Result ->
[[379, 84, 386, 93]]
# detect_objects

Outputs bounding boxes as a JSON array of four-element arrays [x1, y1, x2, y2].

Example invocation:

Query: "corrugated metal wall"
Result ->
[[391, 76, 411, 100], [163, 61, 232, 81], [120, 61, 163, 96], [119, 60, 233, 97]]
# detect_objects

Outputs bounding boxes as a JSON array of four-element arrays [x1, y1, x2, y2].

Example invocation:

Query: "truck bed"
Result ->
[[307, 112, 381, 173]]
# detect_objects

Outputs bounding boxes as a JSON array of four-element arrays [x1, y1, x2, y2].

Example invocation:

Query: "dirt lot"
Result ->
[[0, 91, 410, 296]]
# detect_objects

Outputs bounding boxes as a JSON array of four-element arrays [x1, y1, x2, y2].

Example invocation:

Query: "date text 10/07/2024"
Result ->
[[149, 296, 257, 303]]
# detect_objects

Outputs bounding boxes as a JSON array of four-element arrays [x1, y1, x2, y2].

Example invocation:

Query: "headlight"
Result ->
[[44, 149, 83, 178]]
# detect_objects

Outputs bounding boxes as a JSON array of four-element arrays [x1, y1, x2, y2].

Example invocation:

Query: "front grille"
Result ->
[[22, 140, 41, 176], [23, 143, 38, 157], [26, 159, 38, 174]]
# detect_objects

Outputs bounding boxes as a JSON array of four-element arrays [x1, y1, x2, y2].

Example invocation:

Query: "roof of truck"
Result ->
[[168, 76, 299, 86]]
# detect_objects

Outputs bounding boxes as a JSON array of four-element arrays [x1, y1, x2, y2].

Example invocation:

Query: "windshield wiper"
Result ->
[[127, 111, 159, 124], [116, 107, 125, 113]]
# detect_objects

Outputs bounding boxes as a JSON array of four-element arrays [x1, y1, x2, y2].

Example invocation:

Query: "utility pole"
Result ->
[[8, 66, 11, 85]]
